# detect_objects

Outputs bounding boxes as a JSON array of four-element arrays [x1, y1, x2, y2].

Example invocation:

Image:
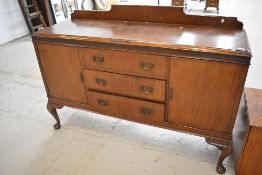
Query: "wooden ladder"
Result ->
[[17, 0, 47, 33]]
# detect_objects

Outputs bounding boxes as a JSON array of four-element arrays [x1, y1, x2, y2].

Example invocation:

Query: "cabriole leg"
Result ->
[[216, 145, 232, 174], [47, 102, 63, 129], [205, 138, 232, 174]]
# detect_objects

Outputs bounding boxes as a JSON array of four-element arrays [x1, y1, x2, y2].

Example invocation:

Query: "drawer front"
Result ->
[[172, 0, 184, 6], [80, 48, 168, 80], [88, 91, 164, 124], [84, 70, 166, 102]]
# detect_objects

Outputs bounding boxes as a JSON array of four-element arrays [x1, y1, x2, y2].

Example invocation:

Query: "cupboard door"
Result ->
[[37, 43, 87, 104], [168, 58, 245, 132]]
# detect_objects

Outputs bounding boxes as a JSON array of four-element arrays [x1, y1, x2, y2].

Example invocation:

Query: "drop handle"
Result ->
[[92, 56, 104, 64], [140, 107, 153, 116], [98, 99, 108, 106], [95, 78, 107, 85], [140, 61, 154, 70], [140, 85, 153, 94]]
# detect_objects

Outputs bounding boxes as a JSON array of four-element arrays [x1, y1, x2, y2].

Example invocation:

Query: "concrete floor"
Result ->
[[0, 0, 261, 175]]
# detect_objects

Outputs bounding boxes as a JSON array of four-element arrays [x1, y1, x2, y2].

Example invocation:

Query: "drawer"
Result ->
[[84, 70, 166, 102], [172, 0, 184, 6], [88, 91, 164, 124], [79, 48, 168, 80]]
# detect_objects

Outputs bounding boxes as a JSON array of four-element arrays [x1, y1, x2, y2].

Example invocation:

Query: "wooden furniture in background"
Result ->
[[205, 0, 219, 13], [17, 0, 47, 33], [233, 88, 262, 175], [32, 5, 252, 174], [172, 0, 185, 7], [41, 0, 57, 26]]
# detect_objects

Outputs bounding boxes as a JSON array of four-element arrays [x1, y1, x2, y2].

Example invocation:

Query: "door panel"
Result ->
[[37, 43, 87, 104], [168, 58, 244, 132]]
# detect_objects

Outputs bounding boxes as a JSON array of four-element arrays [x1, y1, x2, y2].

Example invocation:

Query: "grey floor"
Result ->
[[0, 0, 261, 175]]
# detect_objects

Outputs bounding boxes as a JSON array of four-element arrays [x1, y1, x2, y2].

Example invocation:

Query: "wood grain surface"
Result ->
[[36, 43, 87, 104], [71, 5, 243, 29], [233, 88, 262, 175], [80, 47, 168, 80], [245, 88, 262, 127], [168, 57, 247, 133], [32, 6, 252, 58], [88, 91, 165, 124], [84, 70, 166, 102]]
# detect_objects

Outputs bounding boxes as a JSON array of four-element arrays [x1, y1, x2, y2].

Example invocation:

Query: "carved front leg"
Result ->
[[205, 138, 232, 174], [47, 102, 63, 129]]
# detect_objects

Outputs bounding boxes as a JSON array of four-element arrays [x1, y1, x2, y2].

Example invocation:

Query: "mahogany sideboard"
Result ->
[[32, 5, 252, 174], [233, 88, 262, 175]]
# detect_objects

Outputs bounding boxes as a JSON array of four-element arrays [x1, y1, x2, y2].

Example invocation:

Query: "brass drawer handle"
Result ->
[[92, 56, 104, 64], [140, 85, 153, 94], [140, 107, 153, 115], [98, 99, 108, 106], [140, 61, 154, 70], [95, 78, 107, 85]]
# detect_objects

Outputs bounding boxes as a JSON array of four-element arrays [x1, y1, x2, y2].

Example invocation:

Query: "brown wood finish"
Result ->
[[168, 58, 247, 133], [43, 0, 56, 26], [32, 19, 251, 58], [71, 5, 242, 29], [233, 88, 262, 175], [206, 138, 232, 174], [32, 6, 252, 59], [80, 47, 168, 80], [245, 88, 262, 127], [88, 91, 165, 125], [36, 43, 87, 104], [237, 127, 262, 175], [47, 94, 233, 141], [47, 102, 63, 129], [32, 5, 252, 174], [84, 70, 166, 102]]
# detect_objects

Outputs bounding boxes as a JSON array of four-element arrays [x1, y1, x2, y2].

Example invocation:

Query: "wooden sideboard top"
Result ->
[[32, 5, 251, 58], [245, 88, 262, 128]]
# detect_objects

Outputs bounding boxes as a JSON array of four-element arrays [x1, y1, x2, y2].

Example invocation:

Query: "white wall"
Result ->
[[0, 0, 29, 45]]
